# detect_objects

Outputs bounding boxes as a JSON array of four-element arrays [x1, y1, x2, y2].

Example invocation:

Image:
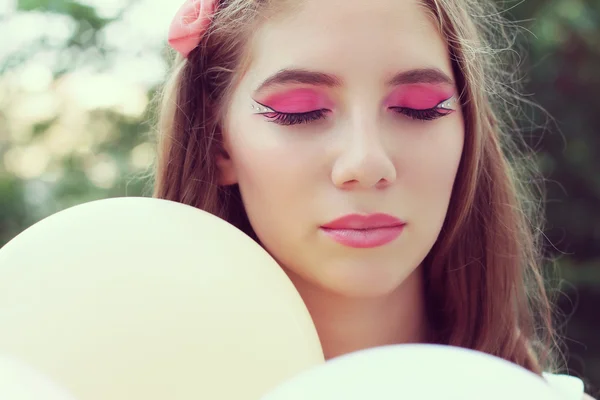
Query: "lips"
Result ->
[[320, 214, 406, 249]]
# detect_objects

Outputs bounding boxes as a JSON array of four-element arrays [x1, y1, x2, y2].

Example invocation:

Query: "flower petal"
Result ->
[[168, 0, 217, 58]]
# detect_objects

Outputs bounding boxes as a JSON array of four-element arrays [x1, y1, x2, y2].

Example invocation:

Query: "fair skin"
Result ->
[[218, 0, 464, 360]]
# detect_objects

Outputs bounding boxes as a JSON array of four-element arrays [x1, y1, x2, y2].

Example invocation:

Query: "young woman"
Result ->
[[154, 0, 594, 398]]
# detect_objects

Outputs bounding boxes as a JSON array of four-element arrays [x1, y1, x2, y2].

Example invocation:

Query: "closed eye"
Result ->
[[252, 100, 330, 126], [261, 109, 330, 126], [389, 96, 457, 121], [389, 106, 453, 121]]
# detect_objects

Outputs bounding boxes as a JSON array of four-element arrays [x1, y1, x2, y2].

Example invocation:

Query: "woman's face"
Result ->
[[221, 0, 464, 297]]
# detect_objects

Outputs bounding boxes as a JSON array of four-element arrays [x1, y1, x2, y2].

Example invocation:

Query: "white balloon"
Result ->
[[0, 355, 77, 400], [261, 344, 561, 400]]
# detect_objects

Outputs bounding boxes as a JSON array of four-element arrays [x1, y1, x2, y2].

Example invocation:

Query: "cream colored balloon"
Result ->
[[0, 197, 324, 400], [0, 355, 78, 400]]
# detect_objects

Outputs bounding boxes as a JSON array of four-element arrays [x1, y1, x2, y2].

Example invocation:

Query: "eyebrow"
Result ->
[[253, 67, 454, 93], [386, 68, 454, 86]]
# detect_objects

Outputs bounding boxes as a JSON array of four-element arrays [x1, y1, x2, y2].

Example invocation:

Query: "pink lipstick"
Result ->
[[320, 214, 406, 249]]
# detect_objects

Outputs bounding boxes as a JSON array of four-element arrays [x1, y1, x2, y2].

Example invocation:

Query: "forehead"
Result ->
[[245, 0, 452, 87]]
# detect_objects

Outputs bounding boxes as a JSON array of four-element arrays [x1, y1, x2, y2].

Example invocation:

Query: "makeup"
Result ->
[[252, 88, 334, 114], [320, 214, 406, 249], [386, 84, 457, 110]]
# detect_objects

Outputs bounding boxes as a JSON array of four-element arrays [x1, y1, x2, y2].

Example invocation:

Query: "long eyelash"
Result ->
[[263, 110, 328, 126], [391, 107, 449, 121]]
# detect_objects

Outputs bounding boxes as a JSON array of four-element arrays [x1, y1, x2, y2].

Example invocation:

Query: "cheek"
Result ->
[[398, 123, 464, 253], [231, 141, 291, 200], [230, 130, 309, 177], [226, 129, 321, 259], [225, 122, 318, 225], [402, 123, 464, 204]]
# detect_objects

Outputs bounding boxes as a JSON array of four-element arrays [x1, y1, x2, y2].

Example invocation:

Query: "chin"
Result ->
[[317, 262, 420, 299]]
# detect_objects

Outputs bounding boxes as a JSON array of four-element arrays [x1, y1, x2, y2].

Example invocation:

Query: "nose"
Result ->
[[331, 120, 397, 190]]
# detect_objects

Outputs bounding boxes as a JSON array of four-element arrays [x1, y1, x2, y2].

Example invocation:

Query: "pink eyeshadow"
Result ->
[[259, 88, 334, 113], [386, 84, 455, 110]]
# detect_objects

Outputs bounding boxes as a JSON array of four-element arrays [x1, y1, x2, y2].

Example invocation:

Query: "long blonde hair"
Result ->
[[152, 0, 560, 374]]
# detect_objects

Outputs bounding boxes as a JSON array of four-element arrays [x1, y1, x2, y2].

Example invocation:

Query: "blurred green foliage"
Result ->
[[0, 0, 598, 395]]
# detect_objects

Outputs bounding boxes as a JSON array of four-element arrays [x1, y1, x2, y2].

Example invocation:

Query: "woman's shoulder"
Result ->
[[542, 372, 595, 400]]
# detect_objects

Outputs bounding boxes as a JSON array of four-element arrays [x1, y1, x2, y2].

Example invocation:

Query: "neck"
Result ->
[[287, 268, 430, 360]]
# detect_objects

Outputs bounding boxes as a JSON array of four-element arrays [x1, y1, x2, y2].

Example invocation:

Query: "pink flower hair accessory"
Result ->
[[168, 0, 218, 58]]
